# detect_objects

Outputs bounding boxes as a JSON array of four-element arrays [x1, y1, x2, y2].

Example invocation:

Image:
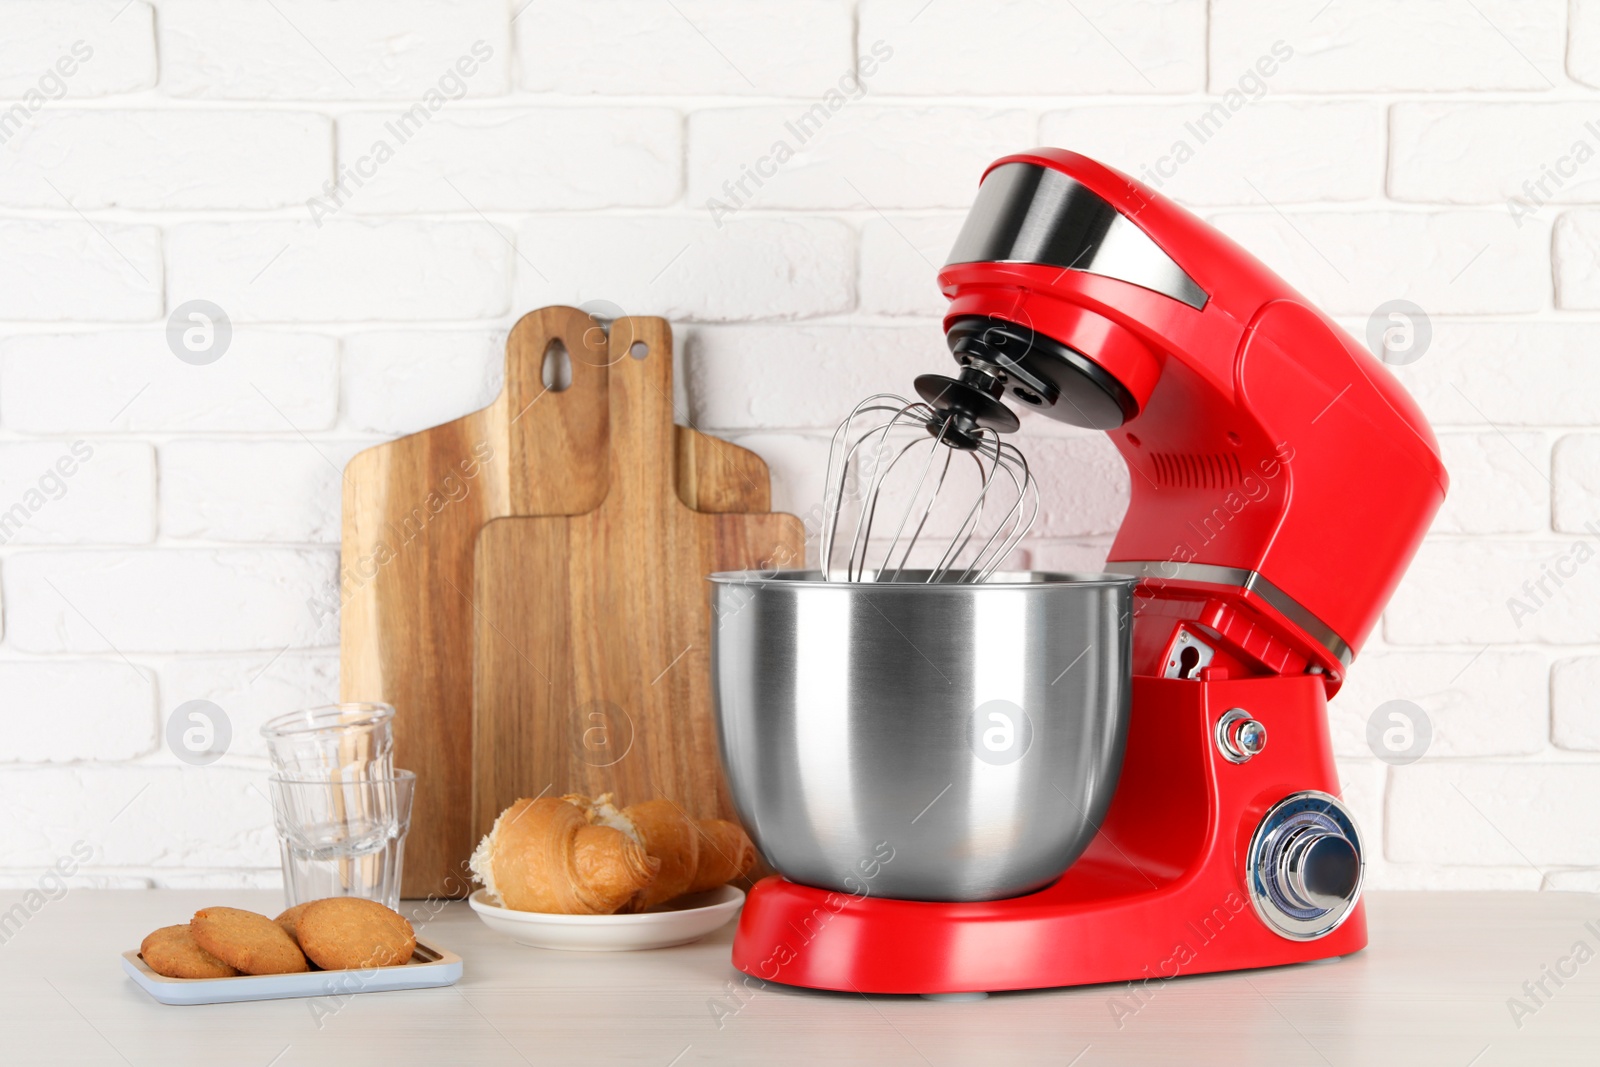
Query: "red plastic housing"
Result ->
[[938, 150, 1448, 690]]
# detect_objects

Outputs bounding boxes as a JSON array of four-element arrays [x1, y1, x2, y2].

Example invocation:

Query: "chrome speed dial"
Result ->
[[1247, 791, 1364, 940]]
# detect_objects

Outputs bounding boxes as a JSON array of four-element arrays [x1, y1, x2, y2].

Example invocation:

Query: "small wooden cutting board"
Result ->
[[340, 307, 788, 898], [470, 317, 803, 847]]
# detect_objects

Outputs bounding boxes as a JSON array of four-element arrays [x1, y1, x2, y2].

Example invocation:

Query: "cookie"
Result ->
[[295, 897, 416, 970], [274, 902, 312, 944], [139, 924, 239, 980], [191, 906, 309, 975]]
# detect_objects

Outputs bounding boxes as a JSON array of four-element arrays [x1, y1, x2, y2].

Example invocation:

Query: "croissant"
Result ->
[[621, 799, 702, 911], [554, 793, 758, 908], [468, 797, 659, 914], [685, 818, 758, 894]]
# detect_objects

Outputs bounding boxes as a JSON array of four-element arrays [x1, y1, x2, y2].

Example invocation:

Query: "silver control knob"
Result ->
[[1281, 829, 1361, 911], [1215, 708, 1267, 763], [1247, 791, 1364, 940]]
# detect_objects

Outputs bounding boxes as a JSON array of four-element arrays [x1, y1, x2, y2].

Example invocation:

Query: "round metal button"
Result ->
[[1216, 708, 1267, 764], [1235, 718, 1268, 757], [1284, 831, 1361, 911]]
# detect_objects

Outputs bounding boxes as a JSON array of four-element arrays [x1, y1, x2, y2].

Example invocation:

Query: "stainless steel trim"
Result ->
[[1245, 790, 1365, 941], [946, 162, 1208, 310], [1104, 560, 1355, 667]]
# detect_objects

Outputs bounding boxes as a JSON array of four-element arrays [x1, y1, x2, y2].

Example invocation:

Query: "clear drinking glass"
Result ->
[[260, 702, 395, 778], [267, 770, 415, 911]]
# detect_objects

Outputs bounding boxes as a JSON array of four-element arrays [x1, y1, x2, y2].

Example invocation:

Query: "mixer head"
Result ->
[[922, 148, 1449, 686], [820, 154, 1192, 586], [820, 392, 1037, 584], [934, 157, 1208, 433]]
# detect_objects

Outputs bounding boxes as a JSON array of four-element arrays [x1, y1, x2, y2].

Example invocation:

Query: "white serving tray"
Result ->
[[122, 937, 462, 1005]]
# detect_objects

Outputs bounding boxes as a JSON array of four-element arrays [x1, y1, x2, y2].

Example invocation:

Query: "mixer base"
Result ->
[[732, 871, 1366, 995], [730, 673, 1369, 995]]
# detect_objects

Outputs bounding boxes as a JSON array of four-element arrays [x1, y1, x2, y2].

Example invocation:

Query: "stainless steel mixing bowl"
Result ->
[[710, 570, 1136, 902]]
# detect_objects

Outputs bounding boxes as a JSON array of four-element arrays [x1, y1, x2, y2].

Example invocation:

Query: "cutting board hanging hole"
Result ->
[[542, 339, 573, 391], [630, 341, 649, 360]]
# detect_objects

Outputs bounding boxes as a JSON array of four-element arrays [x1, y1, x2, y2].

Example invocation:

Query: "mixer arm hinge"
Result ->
[[1161, 627, 1215, 680]]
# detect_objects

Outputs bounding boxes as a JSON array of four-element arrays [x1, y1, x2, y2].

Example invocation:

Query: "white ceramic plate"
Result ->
[[123, 938, 462, 1006], [468, 886, 744, 951]]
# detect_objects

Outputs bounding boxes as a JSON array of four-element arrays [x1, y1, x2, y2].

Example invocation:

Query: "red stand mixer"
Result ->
[[721, 149, 1448, 995]]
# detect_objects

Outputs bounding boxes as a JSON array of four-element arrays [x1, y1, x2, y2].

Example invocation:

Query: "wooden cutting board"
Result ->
[[340, 306, 784, 898], [470, 317, 804, 853]]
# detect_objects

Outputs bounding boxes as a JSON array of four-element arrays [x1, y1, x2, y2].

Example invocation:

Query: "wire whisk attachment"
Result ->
[[820, 392, 1038, 584]]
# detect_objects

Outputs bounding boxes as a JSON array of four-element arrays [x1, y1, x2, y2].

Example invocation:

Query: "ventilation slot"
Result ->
[[1149, 451, 1243, 490]]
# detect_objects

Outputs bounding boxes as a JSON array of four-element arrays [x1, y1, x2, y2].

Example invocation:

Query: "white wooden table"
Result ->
[[3, 889, 1596, 1064]]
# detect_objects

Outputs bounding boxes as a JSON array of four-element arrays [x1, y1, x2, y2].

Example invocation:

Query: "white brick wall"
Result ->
[[0, 1, 156, 99], [0, 442, 156, 545], [335, 108, 682, 212], [0, 0, 1595, 893], [1432, 432, 1548, 534], [1555, 434, 1600, 532], [1574, 3, 1600, 89], [158, 0, 511, 100], [166, 221, 513, 321], [1042, 102, 1383, 205], [5, 550, 339, 653], [1555, 210, 1600, 306], [1390, 103, 1600, 205], [1388, 541, 1600, 645], [515, 217, 855, 321], [0, 332, 339, 432], [0, 110, 332, 210], [0, 221, 161, 321], [859, 0, 1206, 95], [1327, 651, 1549, 759], [687, 324, 931, 429], [160, 439, 371, 543], [0, 662, 156, 762], [1552, 656, 1600, 750], [1386, 322, 1600, 426], [1389, 763, 1600, 866], [161, 652, 339, 761], [859, 214, 965, 316], [342, 329, 504, 434], [1208, 210, 1550, 314], [514, 0, 854, 96], [687, 107, 1034, 209], [1210, 0, 1567, 92]]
